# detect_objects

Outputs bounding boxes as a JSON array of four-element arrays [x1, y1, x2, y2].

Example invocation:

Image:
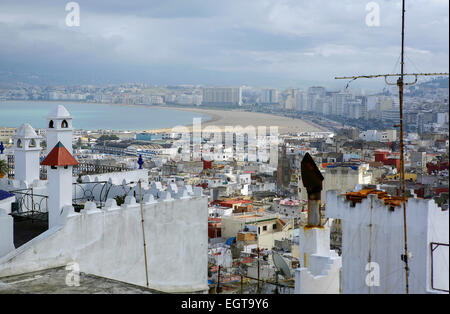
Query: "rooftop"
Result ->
[[344, 188, 406, 207], [0, 267, 161, 294], [40, 142, 78, 167], [47, 105, 71, 119], [14, 123, 40, 139]]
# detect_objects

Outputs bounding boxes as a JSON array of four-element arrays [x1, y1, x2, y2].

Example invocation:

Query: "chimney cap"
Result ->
[[301, 153, 324, 199]]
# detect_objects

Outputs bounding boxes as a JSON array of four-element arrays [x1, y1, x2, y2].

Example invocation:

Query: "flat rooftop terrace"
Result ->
[[0, 267, 162, 294]]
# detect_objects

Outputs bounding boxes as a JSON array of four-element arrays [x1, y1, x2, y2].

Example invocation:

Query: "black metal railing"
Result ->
[[9, 188, 48, 222], [430, 242, 449, 293]]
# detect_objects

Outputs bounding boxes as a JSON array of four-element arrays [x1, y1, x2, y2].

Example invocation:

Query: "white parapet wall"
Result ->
[[0, 194, 209, 293], [294, 226, 342, 294], [0, 209, 14, 257], [326, 190, 449, 294], [78, 169, 149, 186]]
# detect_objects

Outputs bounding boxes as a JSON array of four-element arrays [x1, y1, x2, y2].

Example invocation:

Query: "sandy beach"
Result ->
[[145, 106, 329, 134], [1, 100, 328, 134]]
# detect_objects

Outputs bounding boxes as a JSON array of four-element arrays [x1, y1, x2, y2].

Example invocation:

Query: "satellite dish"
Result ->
[[272, 251, 292, 279], [238, 263, 247, 276]]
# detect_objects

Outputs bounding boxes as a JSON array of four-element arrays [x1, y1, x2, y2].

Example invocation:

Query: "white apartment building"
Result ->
[[202, 87, 242, 106], [295, 91, 306, 111], [359, 129, 397, 142], [261, 89, 279, 105]]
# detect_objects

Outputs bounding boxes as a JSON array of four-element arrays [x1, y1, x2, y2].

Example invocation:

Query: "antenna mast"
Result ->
[[398, 0, 409, 295]]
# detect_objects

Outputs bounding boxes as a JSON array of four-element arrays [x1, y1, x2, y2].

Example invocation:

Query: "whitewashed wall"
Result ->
[[0, 196, 209, 293], [326, 190, 449, 294], [0, 209, 14, 257], [294, 226, 341, 294]]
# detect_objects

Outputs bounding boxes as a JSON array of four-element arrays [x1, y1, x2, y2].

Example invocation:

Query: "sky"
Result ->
[[0, 0, 448, 90]]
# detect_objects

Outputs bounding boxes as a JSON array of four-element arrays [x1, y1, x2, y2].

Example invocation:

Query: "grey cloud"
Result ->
[[0, 0, 447, 88]]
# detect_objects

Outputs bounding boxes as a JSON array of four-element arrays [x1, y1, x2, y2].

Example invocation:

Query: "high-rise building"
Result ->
[[381, 109, 400, 124], [307, 86, 326, 97], [295, 91, 305, 111], [260, 89, 279, 105], [202, 87, 242, 106], [307, 87, 326, 112], [284, 89, 296, 110], [332, 92, 352, 117]]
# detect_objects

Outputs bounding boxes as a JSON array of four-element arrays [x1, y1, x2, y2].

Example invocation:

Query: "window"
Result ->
[[29, 139, 36, 148], [273, 224, 277, 230], [17, 139, 22, 148], [61, 120, 69, 128], [49, 120, 54, 128], [263, 225, 267, 231]]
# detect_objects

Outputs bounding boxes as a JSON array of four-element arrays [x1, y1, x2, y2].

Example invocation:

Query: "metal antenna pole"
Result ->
[[217, 265, 221, 293], [257, 246, 260, 293], [398, 0, 409, 294], [139, 180, 150, 288]]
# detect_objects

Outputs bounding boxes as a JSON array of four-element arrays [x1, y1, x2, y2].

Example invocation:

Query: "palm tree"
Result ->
[[0, 159, 8, 178]]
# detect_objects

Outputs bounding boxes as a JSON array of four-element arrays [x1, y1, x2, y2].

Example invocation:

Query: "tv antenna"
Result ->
[[335, 0, 449, 294], [272, 251, 293, 294]]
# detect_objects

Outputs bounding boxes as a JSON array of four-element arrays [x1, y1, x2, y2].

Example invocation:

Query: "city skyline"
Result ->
[[0, 0, 448, 89]]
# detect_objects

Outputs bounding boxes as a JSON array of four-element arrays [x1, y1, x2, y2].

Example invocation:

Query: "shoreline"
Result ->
[[1, 99, 330, 134], [122, 103, 330, 134], [150, 105, 330, 134]]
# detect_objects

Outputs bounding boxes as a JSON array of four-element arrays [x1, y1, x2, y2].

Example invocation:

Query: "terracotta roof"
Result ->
[[280, 199, 299, 206], [276, 218, 286, 227], [345, 189, 406, 207], [40, 142, 78, 167], [241, 257, 254, 264]]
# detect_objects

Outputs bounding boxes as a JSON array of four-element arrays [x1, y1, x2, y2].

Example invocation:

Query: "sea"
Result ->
[[0, 101, 210, 131]]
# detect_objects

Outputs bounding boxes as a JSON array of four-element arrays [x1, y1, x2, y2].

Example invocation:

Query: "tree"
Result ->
[[0, 160, 9, 177], [97, 135, 120, 143], [75, 137, 82, 149]]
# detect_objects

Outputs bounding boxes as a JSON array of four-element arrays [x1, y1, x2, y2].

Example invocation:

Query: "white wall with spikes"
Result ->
[[326, 190, 449, 294], [0, 194, 209, 293]]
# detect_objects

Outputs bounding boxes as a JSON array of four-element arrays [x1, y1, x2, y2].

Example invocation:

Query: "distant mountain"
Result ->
[[417, 76, 449, 89]]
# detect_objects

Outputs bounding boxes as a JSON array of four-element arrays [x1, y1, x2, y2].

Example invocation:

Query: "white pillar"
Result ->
[[46, 105, 73, 154], [47, 166, 73, 228], [13, 124, 42, 184]]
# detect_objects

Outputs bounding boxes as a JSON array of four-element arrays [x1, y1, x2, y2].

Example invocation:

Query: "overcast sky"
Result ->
[[0, 0, 448, 89]]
